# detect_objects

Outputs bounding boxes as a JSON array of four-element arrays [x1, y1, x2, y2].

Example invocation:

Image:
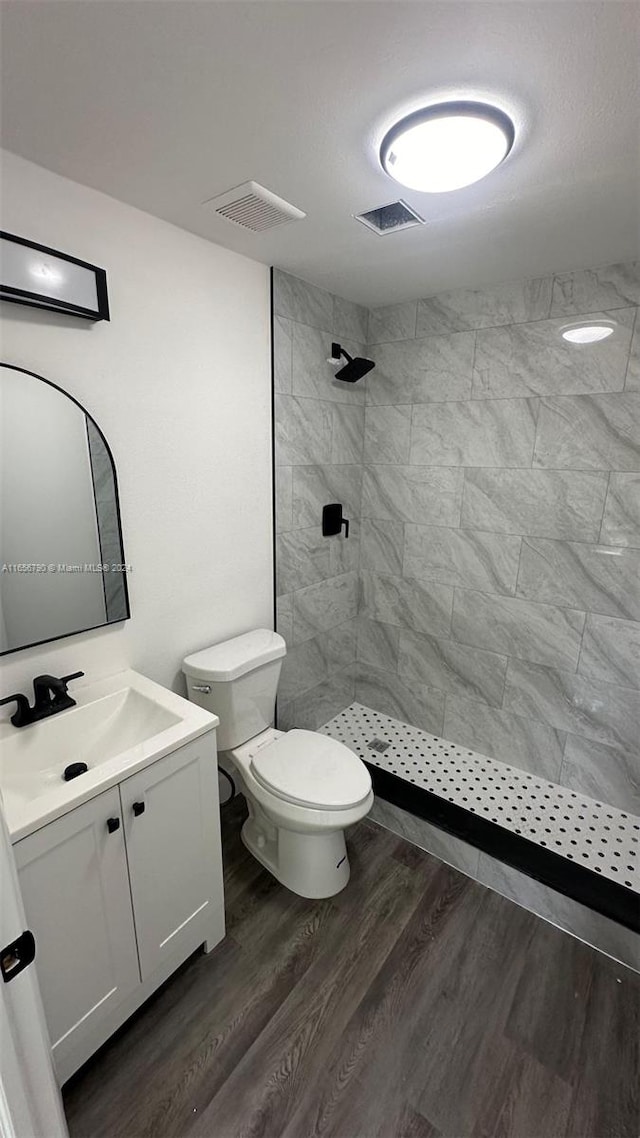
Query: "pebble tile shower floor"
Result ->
[[320, 703, 639, 895]]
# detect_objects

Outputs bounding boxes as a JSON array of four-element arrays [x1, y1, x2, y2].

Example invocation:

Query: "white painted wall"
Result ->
[[0, 150, 272, 704]]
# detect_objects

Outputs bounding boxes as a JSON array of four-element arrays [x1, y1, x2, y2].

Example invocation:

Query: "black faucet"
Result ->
[[0, 672, 85, 728]]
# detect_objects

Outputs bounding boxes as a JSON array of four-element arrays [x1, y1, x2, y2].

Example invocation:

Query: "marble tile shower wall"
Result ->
[[272, 270, 369, 728], [359, 261, 640, 816]]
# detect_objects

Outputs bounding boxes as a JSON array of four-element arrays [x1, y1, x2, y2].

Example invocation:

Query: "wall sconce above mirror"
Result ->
[[0, 363, 130, 655], [0, 231, 110, 321]]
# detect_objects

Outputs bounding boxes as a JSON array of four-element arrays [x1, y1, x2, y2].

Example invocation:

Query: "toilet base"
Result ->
[[241, 813, 351, 899]]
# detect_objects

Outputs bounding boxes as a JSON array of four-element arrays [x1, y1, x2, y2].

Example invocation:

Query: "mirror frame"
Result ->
[[0, 362, 131, 655]]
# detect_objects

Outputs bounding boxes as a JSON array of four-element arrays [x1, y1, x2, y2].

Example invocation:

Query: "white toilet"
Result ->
[[183, 629, 373, 898]]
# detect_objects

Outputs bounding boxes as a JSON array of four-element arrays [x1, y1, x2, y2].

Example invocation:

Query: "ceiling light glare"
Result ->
[[561, 323, 615, 344], [380, 101, 515, 193]]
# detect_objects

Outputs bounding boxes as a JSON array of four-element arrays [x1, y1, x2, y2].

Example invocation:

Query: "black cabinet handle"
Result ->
[[106, 817, 120, 833], [132, 801, 145, 817]]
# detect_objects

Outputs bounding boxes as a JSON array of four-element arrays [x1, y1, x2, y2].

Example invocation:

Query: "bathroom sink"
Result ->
[[0, 670, 218, 841]]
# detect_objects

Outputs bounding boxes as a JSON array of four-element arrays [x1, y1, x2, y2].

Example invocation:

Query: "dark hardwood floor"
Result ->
[[64, 797, 640, 1138]]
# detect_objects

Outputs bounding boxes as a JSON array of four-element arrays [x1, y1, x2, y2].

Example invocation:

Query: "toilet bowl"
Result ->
[[183, 629, 372, 898]]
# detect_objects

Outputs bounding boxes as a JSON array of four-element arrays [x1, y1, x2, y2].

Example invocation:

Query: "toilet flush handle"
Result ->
[[192, 684, 211, 694]]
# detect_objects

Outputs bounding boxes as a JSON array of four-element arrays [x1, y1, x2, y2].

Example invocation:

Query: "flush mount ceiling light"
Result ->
[[561, 321, 615, 344], [380, 101, 515, 193]]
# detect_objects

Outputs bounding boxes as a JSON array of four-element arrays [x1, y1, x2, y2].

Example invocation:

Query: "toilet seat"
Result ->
[[250, 729, 371, 811]]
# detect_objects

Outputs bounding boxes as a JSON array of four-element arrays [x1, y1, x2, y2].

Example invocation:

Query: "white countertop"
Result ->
[[0, 670, 219, 842]]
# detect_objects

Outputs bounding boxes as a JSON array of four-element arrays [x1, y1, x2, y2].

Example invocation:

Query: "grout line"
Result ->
[[359, 460, 624, 476], [622, 305, 638, 390], [574, 612, 590, 681], [512, 535, 526, 597], [597, 470, 613, 545]]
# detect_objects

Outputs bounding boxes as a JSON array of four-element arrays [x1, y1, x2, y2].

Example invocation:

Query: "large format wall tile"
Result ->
[[292, 464, 362, 528], [353, 663, 445, 735], [369, 796, 480, 877], [275, 394, 332, 466], [360, 571, 453, 638], [332, 294, 368, 342], [503, 659, 640, 749], [329, 521, 360, 578], [367, 301, 417, 344], [451, 590, 585, 671], [398, 629, 508, 707], [533, 392, 640, 471], [461, 468, 608, 541], [279, 621, 357, 702], [293, 571, 359, 641], [561, 736, 640, 815], [360, 517, 404, 575], [277, 524, 358, 603], [276, 593, 293, 644], [577, 613, 640, 688], [289, 666, 356, 731], [366, 332, 475, 404], [273, 315, 293, 394], [357, 616, 400, 672], [416, 276, 552, 336], [550, 261, 640, 316], [362, 465, 463, 526], [404, 523, 521, 594], [410, 398, 537, 468], [600, 473, 640, 547], [517, 538, 640, 620], [292, 323, 365, 404], [331, 404, 365, 464], [443, 696, 565, 780], [273, 269, 333, 330], [364, 404, 412, 464], [275, 466, 293, 533], [472, 310, 634, 399], [276, 528, 330, 595], [275, 266, 640, 825]]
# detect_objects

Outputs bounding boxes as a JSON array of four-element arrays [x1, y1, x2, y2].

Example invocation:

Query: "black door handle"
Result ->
[[107, 817, 120, 833], [132, 801, 145, 816]]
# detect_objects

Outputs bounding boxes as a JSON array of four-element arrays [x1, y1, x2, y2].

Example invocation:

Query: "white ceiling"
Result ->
[[1, 1, 639, 307]]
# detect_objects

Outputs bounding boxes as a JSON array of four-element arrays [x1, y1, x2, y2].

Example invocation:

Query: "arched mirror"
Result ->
[[0, 363, 130, 655]]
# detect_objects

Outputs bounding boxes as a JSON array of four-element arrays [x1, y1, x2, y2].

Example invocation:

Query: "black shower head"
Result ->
[[330, 343, 375, 384]]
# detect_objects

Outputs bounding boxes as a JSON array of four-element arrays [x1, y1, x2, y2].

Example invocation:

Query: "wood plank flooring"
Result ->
[[63, 797, 640, 1138]]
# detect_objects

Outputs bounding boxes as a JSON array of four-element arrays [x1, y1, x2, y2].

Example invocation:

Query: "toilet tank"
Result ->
[[183, 629, 286, 751]]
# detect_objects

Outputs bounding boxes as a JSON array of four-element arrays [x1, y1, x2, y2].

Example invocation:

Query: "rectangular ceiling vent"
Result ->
[[204, 181, 306, 232], [355, 199, 424, 236]]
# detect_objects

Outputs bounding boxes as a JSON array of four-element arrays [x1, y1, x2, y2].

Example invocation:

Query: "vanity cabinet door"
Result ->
[[14, 787, 141, 1078], [119, 735, 224, 981]]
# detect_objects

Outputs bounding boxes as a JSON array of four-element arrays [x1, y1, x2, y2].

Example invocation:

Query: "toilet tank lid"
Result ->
[[182, 628, 286, 682]]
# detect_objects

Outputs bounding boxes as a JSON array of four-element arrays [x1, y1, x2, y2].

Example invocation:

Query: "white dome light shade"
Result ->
[[380, 101, 515, 193], [561, 323, 615, 344]]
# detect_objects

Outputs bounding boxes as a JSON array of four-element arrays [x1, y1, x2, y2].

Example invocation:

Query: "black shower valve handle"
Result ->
[[322, 502, 349, 539]]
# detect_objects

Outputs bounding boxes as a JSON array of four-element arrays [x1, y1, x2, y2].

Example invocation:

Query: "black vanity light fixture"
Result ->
[[0, 231, 110, 321]]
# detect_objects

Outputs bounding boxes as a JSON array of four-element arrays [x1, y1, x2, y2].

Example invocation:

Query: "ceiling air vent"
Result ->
[[204, 181, 306, 232], [355, 199, 424, 236]]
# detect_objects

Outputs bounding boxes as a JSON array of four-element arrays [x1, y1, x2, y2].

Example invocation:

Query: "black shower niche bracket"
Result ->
[[322, 502, 349, 539]]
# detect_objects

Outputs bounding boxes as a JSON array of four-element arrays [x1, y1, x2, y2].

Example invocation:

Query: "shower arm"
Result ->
[[331, 342, 353, 364]]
